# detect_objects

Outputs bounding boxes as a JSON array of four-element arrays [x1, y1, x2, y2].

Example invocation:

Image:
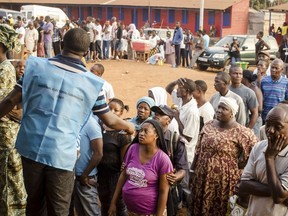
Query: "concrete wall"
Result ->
[[264, 10, 286, 35], [248, 9, 265, 35]]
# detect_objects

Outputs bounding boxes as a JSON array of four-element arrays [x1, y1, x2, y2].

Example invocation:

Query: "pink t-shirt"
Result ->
[[123, 144, 173, 214]]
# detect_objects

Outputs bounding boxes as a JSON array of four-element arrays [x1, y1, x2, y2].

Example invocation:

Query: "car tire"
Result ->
[[198, 64, 208, 71]]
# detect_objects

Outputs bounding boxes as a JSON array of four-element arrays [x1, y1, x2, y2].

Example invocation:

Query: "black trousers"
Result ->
[[96, 40, 102, 59], [21, 157, 74, 216], [181, 48, 186, 67], [52, 41, 61, 56], [175, 44, 181, 66]]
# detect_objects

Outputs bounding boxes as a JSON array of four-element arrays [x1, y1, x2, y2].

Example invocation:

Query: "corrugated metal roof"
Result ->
[[268, 3, 288, 11], [1, 0, 242, 10]]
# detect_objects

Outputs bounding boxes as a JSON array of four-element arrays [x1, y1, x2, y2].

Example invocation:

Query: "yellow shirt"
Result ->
[[282, 26, 287, 36]]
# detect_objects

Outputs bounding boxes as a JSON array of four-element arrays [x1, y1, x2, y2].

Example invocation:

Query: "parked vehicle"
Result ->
[[20, 5, 68, 28], [197, 35, 278, 71], [0, 8, 24, 20]]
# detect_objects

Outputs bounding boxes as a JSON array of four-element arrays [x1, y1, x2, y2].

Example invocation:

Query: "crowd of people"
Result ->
[[0, 13, 288, 216], [0, 14, 215, 69]]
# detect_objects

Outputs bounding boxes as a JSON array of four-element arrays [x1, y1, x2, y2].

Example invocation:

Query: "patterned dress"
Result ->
[[0, 59, 26, 216], [189, 121, 258, 216]]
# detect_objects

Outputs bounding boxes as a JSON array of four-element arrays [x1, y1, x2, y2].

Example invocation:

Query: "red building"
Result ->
[[1, 0, 249, 37]]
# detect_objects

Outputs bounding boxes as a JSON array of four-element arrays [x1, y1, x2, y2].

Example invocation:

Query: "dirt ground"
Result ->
[[91, 59, 221, 118]]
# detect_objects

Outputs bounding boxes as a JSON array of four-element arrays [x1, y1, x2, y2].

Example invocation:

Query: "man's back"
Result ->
[[229, 84, 258, 125], [16, 56, 106, 171]]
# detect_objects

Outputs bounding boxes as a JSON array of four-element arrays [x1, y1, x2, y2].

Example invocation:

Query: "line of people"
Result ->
[[1, 20, 288, 216]]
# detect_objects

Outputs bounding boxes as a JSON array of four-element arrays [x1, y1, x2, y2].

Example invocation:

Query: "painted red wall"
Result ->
[[222, 0, 249, 36], [82, 7, 89, 19], [2, 0, 249, 37], [123, 8, 132, 27], [161, 9, 168, 27], [214, 11, 222, 37], [71, 7, 78, 20]]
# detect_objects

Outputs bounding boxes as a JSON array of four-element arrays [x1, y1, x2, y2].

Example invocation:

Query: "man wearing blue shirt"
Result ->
[[261, 59, 288, 122], [172, 21, 183, 68], [74, 115, 103, 216], [0, 28, 135, 216], [202, 29, 210, 49]]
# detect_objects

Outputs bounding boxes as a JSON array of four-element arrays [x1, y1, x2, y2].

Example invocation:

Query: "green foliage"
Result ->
[[251, 0, 288, 10]]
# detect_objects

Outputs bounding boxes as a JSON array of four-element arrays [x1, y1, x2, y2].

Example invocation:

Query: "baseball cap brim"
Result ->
[[151, 105, 174, 119]]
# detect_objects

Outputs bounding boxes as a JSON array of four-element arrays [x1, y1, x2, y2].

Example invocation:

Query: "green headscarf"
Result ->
[[0, 24, 21, 53]]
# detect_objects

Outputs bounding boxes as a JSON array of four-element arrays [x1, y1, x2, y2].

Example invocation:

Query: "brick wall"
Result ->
[[222, 0, 249, 36]]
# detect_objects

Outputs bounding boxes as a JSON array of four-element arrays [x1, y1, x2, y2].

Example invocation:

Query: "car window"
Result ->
[[11, 12, 23, 19], [0, 11, 6, 17], [266, 37, 278, 50], [27, 12, 32, 19], [242, 38, 255, 50], [215, 36, 245, 47]]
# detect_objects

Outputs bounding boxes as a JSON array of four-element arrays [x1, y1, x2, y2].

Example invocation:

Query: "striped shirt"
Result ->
[[16, 55, 109, 116], [261, 76, 288, 121]]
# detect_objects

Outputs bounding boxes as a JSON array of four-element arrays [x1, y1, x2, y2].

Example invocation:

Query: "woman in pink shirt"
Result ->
[[108, 119, 173, 216]]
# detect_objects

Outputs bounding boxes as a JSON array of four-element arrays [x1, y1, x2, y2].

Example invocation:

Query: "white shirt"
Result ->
[[149, 35, 160, 48], [102, 81, 115, 101], [16, 26, 26, 45], [242, 140, 288, 216], [102, 25, 112, 41], [172, 90, 200, 163], [198, 101, 215, 124], [168, 118, 179, 135], [111, 21, 117, 40], [87, 22, 96, 42], [25, 28, 38, 51], [180, 37, 185, 49], [94, 24, 102, 41]]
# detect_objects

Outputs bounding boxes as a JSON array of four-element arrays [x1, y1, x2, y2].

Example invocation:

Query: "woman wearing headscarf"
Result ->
[[189, 97, 258, 216], [0, 24, 26, 215], [129, 96, 155, 131], [148, 87, 167, 106], [108, 119, 173, 216], [127, 23, 140, 60]]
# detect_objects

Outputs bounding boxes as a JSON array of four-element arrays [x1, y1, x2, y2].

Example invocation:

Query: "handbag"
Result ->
[[226, 195, 247, 216]]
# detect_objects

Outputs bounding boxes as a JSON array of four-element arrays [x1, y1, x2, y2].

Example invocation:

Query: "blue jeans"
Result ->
[[44, 42, 52, 58], [231, 56, 241, 64], [102, 40, 111, 59]]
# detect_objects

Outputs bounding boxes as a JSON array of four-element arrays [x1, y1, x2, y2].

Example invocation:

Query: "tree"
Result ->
[[250, 0, 288, 10]]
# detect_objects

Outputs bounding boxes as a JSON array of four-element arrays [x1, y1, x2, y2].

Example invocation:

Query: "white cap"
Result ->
[[7, 14, 12, 18]]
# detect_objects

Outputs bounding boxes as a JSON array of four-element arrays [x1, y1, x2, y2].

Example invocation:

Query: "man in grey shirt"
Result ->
[[210, 72, 246, 125], [229, 65, 259, 129]]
